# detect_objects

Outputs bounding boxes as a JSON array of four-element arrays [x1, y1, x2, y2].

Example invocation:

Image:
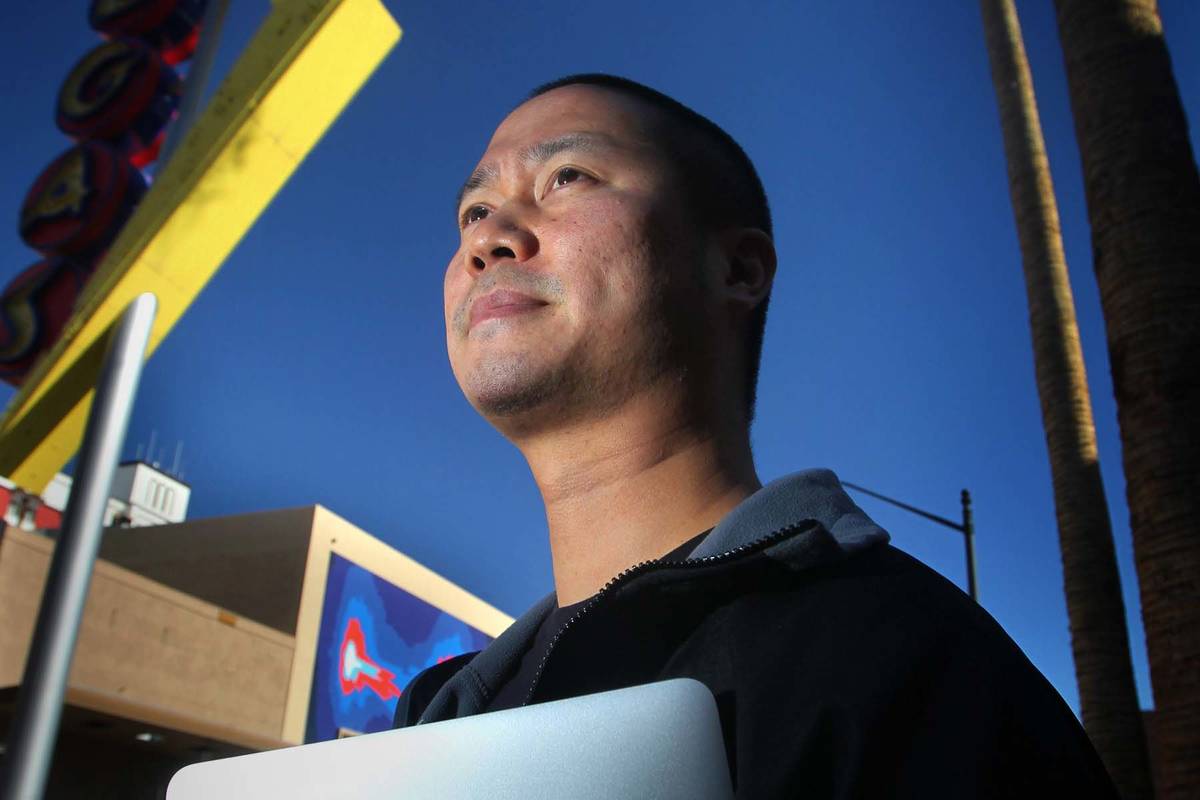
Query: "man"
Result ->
[[394, 75, 1119, 797]]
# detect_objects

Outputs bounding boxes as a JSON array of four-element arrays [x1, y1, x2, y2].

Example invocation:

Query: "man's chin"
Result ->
[[471, 386, 552, 420], [461, 360, 564, 423]]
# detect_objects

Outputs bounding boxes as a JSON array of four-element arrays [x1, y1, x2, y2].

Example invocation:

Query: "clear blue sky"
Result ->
[[2, 1, 1197, 715]]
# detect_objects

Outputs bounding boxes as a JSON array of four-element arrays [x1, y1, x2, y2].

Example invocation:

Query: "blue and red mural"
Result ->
[[305, 552, 493, 742]]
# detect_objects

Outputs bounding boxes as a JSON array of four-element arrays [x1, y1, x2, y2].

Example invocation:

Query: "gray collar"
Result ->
[[689, 468, 889, 559]]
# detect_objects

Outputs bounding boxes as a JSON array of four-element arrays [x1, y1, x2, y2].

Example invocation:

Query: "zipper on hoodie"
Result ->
[[521, 521, 813, 706]]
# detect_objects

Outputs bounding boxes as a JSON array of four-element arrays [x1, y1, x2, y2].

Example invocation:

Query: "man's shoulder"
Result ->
[[668, 540, 1083, 737], [675, 543, 1119, 797], [802, 543, 998, 634], [724, 543, 1041, 680]]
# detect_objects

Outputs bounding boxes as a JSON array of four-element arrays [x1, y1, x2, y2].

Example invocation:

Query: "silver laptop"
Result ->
[[167, 678, 734, 799]]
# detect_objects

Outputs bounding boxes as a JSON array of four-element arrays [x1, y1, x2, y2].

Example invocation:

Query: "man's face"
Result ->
[[445, 86, 710, 432]]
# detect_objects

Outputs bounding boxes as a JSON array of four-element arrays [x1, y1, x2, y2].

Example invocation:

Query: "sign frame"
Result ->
[[283, 507, 513, 744]]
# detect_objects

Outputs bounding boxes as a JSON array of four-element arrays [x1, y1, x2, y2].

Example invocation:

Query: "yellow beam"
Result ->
[[0, 0, 400, 492]]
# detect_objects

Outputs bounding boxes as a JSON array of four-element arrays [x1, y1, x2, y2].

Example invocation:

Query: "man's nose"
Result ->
[[463, 209, 538, 272]]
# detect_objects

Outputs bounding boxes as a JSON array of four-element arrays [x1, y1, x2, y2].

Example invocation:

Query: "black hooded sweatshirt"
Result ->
[[393, 469, 1120, 799]]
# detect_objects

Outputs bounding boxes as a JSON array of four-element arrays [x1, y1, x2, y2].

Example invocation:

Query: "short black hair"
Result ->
[[530, 74, 773, 422]]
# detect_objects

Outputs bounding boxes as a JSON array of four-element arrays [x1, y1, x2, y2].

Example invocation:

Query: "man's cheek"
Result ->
[[444, 275, 470, 334], [444, 253, 467, 293]]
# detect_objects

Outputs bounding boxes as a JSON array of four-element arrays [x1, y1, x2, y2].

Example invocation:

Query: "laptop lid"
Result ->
[[167, 678, 734, 800]]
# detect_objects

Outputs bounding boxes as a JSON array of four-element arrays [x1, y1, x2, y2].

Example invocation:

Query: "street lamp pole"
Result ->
[[961, 489, 977, 603], [842, 481, 979, 603]]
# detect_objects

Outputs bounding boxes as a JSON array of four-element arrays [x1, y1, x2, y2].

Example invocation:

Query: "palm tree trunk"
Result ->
[[979, 2, 1154, 797], [1052, 1, 1200, 797]]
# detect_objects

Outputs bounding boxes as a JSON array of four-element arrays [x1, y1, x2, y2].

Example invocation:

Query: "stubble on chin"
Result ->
[[466, 312, 678, 433], [466, 350, 567, 420]]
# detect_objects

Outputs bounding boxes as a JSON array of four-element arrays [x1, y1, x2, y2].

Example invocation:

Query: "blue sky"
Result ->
[[2, 1, 1197, 715]]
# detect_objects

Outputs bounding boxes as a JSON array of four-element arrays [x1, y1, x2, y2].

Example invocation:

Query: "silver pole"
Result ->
[[157, 0, 231, 167], [0, 293, 158, 800]]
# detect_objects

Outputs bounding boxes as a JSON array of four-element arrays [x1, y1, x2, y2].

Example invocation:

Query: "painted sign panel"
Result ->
[[305, 552, 493, 742]]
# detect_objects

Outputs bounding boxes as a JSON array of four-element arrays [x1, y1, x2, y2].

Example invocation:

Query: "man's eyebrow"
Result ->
[[519, 132, 613, 167], [455, 163, 500, 213], [454, 132, 617, 212]]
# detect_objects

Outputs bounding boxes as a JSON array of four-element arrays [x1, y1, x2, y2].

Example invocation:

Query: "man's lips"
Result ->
[[468, 289, 549, 329]]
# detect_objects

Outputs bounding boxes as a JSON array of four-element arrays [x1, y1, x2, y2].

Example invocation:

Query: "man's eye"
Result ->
[[552, 167, 585, 188], [460, 205, 489, 227]]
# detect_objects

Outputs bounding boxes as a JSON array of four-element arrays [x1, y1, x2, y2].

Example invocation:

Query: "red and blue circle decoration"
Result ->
[[90, 0, 208, 66], [19, 142, 147, 257], [56, 39, 182, 167], [0, 257, 95, 386]]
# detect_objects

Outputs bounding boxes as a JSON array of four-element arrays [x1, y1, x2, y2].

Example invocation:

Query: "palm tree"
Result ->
[[979, 1, 1154, 796], [1052, 1, 1200, 796]]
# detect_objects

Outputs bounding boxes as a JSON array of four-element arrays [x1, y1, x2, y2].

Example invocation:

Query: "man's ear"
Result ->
[[718, 228, 777, 311]]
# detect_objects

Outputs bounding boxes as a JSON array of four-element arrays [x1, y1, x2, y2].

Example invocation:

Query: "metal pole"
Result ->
[[842, 481, 979, 604], [962, 489, 978, 603], [157, 0, 231, 167], [0, 294, 157, 800], [840, 481, 965, 532]]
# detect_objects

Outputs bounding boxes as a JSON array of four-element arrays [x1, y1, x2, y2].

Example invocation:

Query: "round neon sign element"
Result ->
[[19, 142, 147, 257], [90, 0, 209, 65], [56, 39, 181, 167], [0, 257, 96, 386]]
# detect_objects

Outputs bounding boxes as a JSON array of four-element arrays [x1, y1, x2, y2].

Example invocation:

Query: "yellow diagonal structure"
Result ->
[[0, 0, 401, 492]]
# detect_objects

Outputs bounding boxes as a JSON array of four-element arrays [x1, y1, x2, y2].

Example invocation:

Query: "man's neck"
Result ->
[[515, 393, 761, 606]]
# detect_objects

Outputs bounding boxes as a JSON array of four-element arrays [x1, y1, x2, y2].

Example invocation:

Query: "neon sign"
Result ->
[[1, 0, 196, 388]]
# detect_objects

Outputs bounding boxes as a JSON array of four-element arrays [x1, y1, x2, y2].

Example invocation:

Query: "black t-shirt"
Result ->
[[485, 530, 710, 712]]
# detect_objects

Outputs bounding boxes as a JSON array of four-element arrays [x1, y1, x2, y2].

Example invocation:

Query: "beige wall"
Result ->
[[98, 506, 318, 634], [3, 503, 515, 766], [1, 526, 295, 746]]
